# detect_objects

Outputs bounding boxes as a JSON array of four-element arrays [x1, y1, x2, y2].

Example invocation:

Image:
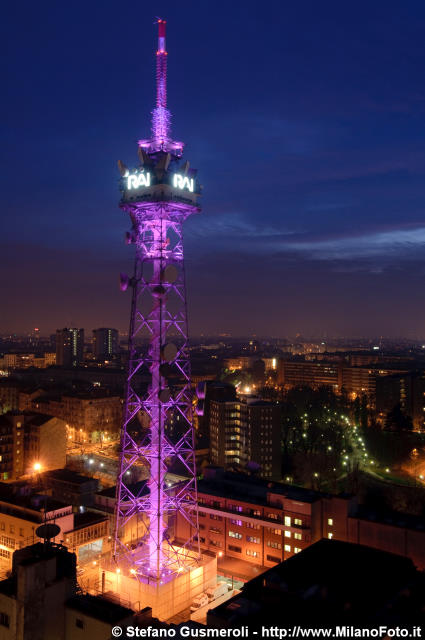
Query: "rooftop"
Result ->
[[66, 594, 134, 624], [198, 470, 322, 506], [43, 468, 98, 485], [209, 540, 424, 626]]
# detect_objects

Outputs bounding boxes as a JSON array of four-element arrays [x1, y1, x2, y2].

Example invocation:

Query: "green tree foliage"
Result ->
[[281, 386, 352, 488], [384, 404, 413, 432]]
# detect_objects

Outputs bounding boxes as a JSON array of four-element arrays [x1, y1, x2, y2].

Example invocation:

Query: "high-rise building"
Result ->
[[209, 397, 282, 480], [93, 327, 119, 361], [56, 328, 84, 367]]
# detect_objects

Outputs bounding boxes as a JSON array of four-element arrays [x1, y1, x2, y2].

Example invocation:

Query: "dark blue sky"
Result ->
[[2, 0, 425, 337]]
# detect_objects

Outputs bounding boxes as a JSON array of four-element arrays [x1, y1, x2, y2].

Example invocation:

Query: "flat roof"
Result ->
[[198, 472, 321, 506], [66, 594, 134, 624], [43, 468, 98, 485]]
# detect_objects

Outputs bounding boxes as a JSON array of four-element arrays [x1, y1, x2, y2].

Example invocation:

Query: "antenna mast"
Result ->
[[152, 18, 171, 149]]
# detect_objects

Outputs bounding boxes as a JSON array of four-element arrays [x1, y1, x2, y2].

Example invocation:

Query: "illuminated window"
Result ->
[[284, 516, 291, 527], [230, 519, 242, 527], [228, 531, 242, 540], [294, 533, 302, 540], [246, 522, 261, 530], [246, 549, 259, 557], [284, 531, 291, 538], [267, 541, 281, 549], [294, 518, 302, 526], [284, 544, 291, 553], [327, 518, 333, 526], [328, 533, 333, 539], [246, 536, 260, 544], [294, 547, 301, 553]]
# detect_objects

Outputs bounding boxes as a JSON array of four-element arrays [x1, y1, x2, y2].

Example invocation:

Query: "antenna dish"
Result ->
[[162, 343, 178, 362], [196, 381, 206, 400], [195, 400, 204, 416], [119, 273, 129, 291], [158, 388, 171, 403], [36, 523, 60, 541], [162, 265, 178, 284], [118, 160, 128, 177]]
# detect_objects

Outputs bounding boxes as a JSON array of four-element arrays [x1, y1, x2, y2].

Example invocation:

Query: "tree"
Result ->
[[384, 404, 413, 432]]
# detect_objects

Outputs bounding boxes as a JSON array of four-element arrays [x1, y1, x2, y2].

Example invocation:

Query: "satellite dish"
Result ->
[[162, 343, 178, 362], [125, 231, 136, 245], [195, 400, 204, 417], [158, 388, 171, 403], [119, 273, 129, 292], [36, 523, 60, 542], [162, 265, 179, 284], [117, 160, 128, 177], [196, 381, 206, 400]]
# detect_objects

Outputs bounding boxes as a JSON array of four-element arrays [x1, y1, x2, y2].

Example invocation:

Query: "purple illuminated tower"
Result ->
[[114, 19, 201, 582]]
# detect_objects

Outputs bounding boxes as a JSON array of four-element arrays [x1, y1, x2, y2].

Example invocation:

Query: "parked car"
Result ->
[[190, 593, 209, 612], [206, 582, 230, 602]]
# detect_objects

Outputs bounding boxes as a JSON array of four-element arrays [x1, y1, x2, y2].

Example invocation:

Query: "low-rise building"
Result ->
[[41, 469, 99, 507], [175, 468, 425, 577]]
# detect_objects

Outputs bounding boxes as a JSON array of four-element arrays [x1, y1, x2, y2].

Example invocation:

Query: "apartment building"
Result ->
[[175, 468, 425, 576], [209, 398, 282, 480]]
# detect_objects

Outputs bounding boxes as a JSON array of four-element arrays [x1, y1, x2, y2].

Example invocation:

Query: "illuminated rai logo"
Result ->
[[173, 173, 194, 193], [126, 171, 151, 190]]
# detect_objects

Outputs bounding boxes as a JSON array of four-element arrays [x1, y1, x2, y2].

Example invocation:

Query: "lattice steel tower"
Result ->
[[114, 18, 201, 582]]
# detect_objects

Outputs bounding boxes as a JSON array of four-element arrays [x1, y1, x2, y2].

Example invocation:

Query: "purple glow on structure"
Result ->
[[113, 19, 201, 582], [152, 19, 171, 150]]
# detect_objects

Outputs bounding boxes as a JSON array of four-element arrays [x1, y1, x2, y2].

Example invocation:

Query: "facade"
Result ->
[[92, 327, 119, 362], [41, 469, 99, 507], [209, 398, 281, 480], [0, 383, 19, 413], [175, 468, 327, 570], [277, 358, 409, 407], [0, 353, 56, 371], [0, 486, 110, 573], [31, 392, 123, 443], [56, 328, 84, 367], [278, 359, 341, 390], [175, 468, 425, 576], [376, 372, 425, 430], [0, 413, 66, 481]]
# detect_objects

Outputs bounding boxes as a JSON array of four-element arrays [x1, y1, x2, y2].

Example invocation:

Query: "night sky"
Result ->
[[2, 0, 425, 338]]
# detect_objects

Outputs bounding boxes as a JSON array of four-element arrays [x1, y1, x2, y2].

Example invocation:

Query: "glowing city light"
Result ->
[[126, 171, 151, 190], [173, 173, 194, 192]]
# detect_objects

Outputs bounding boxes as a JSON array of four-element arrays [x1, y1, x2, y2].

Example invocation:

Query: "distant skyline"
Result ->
[[2, 1, 425, 337]]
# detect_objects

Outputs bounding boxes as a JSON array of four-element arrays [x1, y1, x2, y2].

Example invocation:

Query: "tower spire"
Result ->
[[152, 18, 171, 148]]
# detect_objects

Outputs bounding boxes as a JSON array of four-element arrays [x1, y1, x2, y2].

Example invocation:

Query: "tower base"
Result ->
[[100, 552, 217, 621]]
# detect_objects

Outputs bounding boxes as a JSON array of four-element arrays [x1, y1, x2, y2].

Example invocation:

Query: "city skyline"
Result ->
[[2, 0, 425, 337]]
